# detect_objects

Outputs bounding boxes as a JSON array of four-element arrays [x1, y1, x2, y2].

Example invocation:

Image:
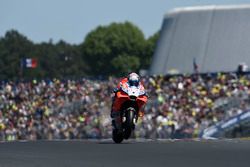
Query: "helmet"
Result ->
[[128, 72, 140, 87]]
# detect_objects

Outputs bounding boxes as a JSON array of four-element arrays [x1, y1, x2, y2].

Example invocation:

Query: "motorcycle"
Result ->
[[112, 85, 148, 143]]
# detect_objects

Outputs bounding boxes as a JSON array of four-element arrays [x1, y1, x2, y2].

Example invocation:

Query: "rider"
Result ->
[[111, 72, 147, 131]]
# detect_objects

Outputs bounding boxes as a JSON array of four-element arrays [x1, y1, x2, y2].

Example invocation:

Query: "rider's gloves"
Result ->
[[113, 87, 119, 93]]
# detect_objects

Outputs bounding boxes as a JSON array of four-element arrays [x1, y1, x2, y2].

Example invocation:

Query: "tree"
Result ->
[[111, 54, 140, 76], [0, 30, 35, 79], [33, 40, 87, 79], [0, 30, 89, 79], [80, 21, 146, 76], [0, 26, 159, 79], [54, 40, 87, 78]]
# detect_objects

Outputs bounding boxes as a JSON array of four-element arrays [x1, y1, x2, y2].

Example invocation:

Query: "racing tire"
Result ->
[[112, 129, 123, 144], [123, 108, 135, 140]]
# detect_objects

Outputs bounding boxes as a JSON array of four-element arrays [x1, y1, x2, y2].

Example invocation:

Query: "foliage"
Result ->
[[111, 54, 140, 76], [0, 22, 159, 79], [80, 22, 146, 76], [0, 30, 35, 79]]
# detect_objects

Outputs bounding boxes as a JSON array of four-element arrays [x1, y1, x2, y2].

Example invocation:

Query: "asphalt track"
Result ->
[[0, 139, 250, 167]]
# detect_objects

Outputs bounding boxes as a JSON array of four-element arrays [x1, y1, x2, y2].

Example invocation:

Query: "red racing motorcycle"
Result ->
[[112, 85, 148, 143]]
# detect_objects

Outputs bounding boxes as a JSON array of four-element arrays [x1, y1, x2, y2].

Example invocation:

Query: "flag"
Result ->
[[22, 58, 37, 68], [193, 57, 198, 72]]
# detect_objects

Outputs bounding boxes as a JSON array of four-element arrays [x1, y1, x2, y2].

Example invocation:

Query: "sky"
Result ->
[[1, 0, 250, 44]]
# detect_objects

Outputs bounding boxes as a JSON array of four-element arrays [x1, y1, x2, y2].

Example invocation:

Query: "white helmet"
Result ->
[[128, 72, 140, 86]]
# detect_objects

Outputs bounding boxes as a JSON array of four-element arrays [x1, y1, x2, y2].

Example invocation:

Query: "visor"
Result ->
[[129, 80, 139, 87]]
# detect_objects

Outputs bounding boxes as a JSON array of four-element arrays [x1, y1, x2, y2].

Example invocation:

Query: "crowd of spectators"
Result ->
[[0, 72, 250, 141], [0, 79, 115, 140], [138, 73, 250, 138]]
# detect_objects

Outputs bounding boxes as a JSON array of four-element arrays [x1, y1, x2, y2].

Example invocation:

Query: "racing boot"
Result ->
[[138, 110, 144, 117]]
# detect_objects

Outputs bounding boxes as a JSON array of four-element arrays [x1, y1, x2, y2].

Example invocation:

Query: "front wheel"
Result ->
[[112, 129, 123, 144], [123, 108, 135, 139]]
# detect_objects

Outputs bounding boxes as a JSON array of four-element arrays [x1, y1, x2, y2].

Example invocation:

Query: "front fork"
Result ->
[[121, 113, 138, 124], [122, 108, 138, 127]]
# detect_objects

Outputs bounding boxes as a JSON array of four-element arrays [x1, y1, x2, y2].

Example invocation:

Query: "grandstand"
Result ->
[[1, 72, 250, 140], [150, 4, 250, 75]]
